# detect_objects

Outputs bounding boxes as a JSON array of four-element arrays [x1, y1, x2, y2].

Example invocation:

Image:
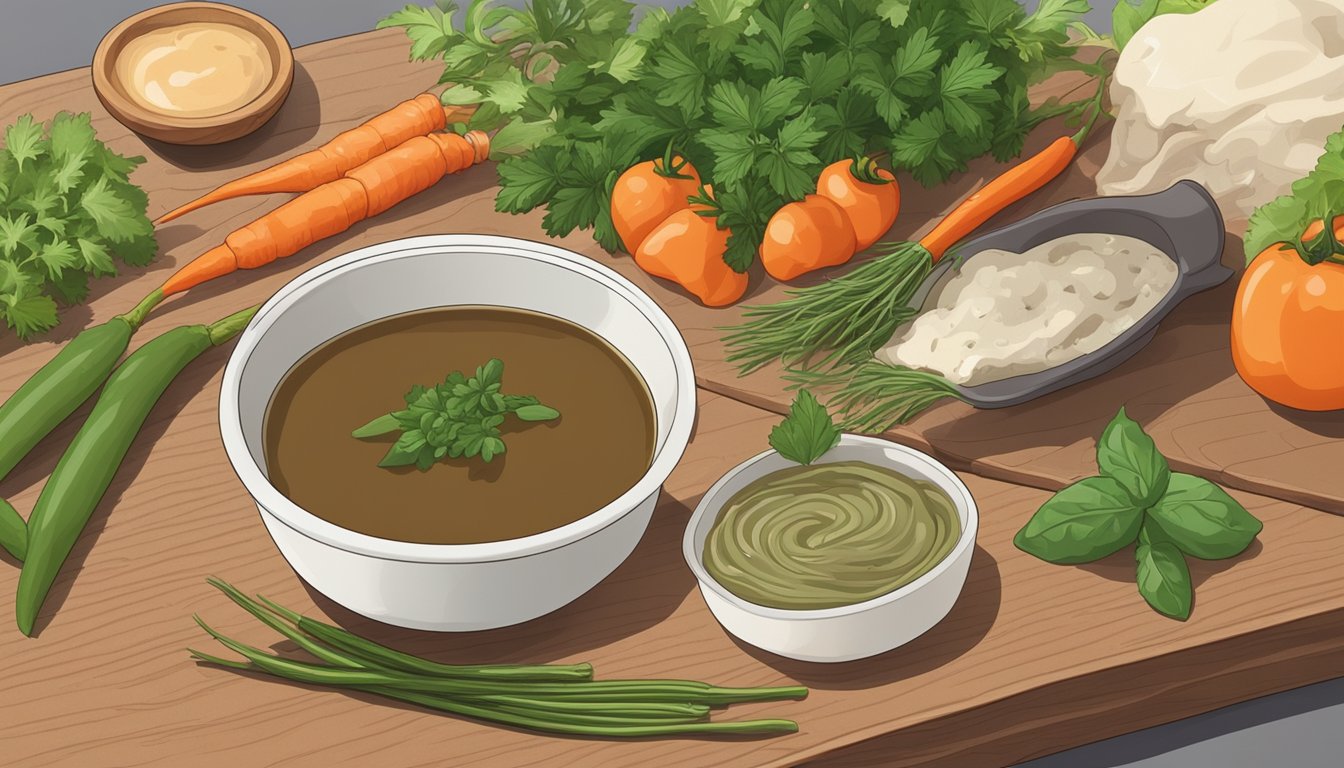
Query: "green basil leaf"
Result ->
[[1014, 476, 1145, 564], [1147, 473, 1263, 559], [1097, 407, 1170, 506], [1136, 538, 1192, 620]]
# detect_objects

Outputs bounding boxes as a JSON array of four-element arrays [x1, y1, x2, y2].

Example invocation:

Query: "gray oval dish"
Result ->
[[898, 179, 1230, 409]]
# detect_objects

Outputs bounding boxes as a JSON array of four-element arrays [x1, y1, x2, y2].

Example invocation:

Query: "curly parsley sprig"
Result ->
[[352, 358, 560, 469]]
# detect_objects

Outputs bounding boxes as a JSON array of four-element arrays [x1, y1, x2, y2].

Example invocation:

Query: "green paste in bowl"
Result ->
[[702, 460, 962, 610]]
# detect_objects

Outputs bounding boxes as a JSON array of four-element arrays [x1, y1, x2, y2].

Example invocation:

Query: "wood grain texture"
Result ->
[[0, 382, 1340, 768], [0, 28, 1343, 768]]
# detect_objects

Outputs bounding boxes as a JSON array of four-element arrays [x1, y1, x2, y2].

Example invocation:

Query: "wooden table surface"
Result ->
[[1, 28, 1343, 768]]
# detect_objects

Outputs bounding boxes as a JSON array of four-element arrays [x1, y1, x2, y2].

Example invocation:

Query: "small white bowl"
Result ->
[[683, 435, 978, 663], [219, 235, 696, 631]]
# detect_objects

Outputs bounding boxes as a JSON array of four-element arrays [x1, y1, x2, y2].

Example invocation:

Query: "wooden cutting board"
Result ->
[[0, 28, 1341, 768]]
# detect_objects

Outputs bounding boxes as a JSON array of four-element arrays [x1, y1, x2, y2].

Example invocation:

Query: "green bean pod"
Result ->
[[16, 306, 255, 635], [0, 319, 133, 484], [0, 497, 27, 561]]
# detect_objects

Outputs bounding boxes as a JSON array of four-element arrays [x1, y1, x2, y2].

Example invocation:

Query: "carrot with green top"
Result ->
[[156, 94, 456, 224], [724, 78, 1108, 374]]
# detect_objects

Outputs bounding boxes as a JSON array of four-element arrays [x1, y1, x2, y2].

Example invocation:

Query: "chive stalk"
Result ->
[[192, 580, 805, 739]]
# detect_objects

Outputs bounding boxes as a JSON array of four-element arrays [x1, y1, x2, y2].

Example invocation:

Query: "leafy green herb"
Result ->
[[1014, 408, 1261, 620], [380, 0, 1092, 266], [1013, 476, 1143, 564], [768, 389, 840, 465], [1096, 406, 1170, 507], [1244, 124, 1344, 265], [1135, 524, 1192, 620], [0, 112, 154, 339], [352, 359, 559, 469]]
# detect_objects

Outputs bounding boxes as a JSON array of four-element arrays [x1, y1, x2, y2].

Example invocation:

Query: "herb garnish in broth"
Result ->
[[352, 358, 560, 468]]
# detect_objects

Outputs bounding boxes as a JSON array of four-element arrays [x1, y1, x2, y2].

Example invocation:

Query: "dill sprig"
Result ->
[[787, 362, 964, 434], [722, 242, 934, 374]]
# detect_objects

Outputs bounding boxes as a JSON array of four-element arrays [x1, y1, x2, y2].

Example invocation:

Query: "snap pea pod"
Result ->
[[0, 292, 163, 486], [0, 320, 131, 484], [0, 498, 26, 561], [16, 306, 256, 636]]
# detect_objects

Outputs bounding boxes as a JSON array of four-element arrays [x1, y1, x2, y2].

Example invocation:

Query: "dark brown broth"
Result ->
[[263, 306, 656, 544]]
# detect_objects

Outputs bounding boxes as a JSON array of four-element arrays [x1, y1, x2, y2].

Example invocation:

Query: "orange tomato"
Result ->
[[635, 204, 747, 307], [610, 157, 701, 254], [759, 194, 857, 281], [815, 157, 900, 250], [1232, 225, 1344, 410]]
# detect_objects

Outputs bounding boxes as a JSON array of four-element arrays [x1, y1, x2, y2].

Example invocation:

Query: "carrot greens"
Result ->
[[381, 0, 1097, 268]]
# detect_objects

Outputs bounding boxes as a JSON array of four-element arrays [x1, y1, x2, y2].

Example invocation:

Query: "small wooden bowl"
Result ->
[[91, 2, 294, 145]]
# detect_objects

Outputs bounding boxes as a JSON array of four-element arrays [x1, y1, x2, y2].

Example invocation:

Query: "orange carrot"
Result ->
[[917, 134, 1081, 262], [724, 77, 1109, 373], [155, 94, 453, 224], [159, 131, 489, 296]]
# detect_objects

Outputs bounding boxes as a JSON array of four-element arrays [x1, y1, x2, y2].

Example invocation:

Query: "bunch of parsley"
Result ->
[[382, 0, 1093, 268], [0, 112, 155, 340]]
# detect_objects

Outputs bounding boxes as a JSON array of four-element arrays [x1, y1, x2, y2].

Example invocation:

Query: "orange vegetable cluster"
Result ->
[[613, 159, 748, 307], [614, 157, 900, 307]]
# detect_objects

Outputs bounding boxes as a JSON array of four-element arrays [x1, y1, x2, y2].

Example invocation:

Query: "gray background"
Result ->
[[0, 0, 1120, 83], [3, 2, 1343, 767]]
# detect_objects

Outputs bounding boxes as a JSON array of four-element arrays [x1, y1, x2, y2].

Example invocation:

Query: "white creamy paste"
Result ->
[[1095, 0, 1344, 229], [875, 233, 1178, 387]]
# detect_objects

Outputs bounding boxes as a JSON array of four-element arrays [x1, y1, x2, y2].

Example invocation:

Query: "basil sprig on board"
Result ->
[[1015, 408, 1262, 621]]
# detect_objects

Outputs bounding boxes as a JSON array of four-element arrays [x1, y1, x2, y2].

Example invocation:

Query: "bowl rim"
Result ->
[[682, 434, 980, 620], [218, 234, 697, 564], [91, 1, 295, 130]]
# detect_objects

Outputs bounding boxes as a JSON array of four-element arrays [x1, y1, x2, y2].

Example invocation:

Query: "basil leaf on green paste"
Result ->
[[768, 390, 841, 466]]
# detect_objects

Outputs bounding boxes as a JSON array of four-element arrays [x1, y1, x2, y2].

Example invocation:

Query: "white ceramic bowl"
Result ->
[[683, 435, 978, 663], [219, 235, 696, 631]]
